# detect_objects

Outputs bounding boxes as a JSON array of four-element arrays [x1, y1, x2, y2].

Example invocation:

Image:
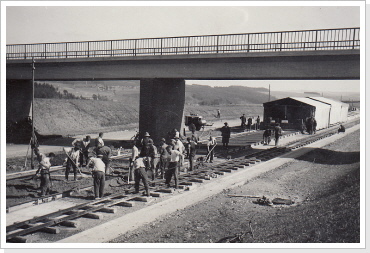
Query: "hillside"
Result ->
[[47, 81, 275, 105], [33, 99, 263, 136]]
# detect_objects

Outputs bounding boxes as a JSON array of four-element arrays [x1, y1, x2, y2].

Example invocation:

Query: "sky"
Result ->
[[3, 2, 362, 93]]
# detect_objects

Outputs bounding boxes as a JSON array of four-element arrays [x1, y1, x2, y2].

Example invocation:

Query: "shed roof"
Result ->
[[290, 97, 330, 109], [308, 97, 349, 107]]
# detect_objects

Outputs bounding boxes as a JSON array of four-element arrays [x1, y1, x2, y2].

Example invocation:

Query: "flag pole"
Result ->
[[31, 58, 35, 170]]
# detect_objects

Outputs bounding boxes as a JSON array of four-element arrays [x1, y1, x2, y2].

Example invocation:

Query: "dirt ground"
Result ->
[[109, 129, 361, 243]]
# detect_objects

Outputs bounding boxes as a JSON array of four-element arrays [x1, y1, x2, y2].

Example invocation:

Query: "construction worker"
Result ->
[[165, 145, 182, 189], [86, 153, 106, 200], [240, 114, 247, 128], [221, 122, 231, 149], [33, 147, 56, 197], [256, 116, 261, 130], [129, 140, 139, 182], [338, 124, 346, 133], [96, 145, 112, 175], [140, 132, 154, 174], [274, 123, 283, 146], [95, 132, 104, 153], [72, 135, 91, 166], [132, 156, 150, 196], [63, 146, 80, 181], [158, 138, 169, 179], [206, 136, 217, 163], [173, 135, 185, 172], [263, 128, 272, 145], [186, 137, 197, 171]]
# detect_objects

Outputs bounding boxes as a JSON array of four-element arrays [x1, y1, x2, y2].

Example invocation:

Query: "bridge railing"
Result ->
[[6, 27, 360, 60]]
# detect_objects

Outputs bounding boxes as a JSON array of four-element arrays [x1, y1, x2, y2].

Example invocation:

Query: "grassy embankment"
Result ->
[[34, 99, 263, 136]]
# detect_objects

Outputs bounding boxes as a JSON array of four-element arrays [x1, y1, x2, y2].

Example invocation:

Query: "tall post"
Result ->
[[31, 58, 35, 170], [268, 84, 271, 102]]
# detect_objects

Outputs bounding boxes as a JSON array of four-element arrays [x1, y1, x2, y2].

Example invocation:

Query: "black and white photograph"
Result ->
[[1, 1, 365, 249]]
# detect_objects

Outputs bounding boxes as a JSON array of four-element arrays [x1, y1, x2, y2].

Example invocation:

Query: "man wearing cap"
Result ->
[[221, 122, 231, 149], [140, 132, 154, 172], [132, 156, 150, 197], [86, 153, 106, 200], [96, 145, 112, 175]]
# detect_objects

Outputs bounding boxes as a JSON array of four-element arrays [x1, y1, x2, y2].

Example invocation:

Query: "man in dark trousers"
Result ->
[[96, 145, 112, 175], [274, 123, 283, 146], [263, 128, 272, 145], [132, 156, 150, 197], [247, 117, 253, 132], [158, 138, 169, 179], [165, 145, 182, 189], [256, 116, 261, 130], [186, 137, 197, 171], [221, 122, 231, 149], [33, 147, 56, 197], [86, 153, 106, 200], [240, 114, 247, 129]]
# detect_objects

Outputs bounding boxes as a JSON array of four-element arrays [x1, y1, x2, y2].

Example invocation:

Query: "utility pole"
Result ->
[[31, 58, 35, 170], [268, 84, 271, 102]]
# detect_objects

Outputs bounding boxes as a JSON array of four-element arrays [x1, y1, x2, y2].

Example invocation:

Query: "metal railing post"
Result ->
[[65, 43, 68, 58], [188, 37, 190, 54], [352, 28, 356, 49], [280, 33, 283, 51], [161, 38, 163, 55], [44, 44, 47, 59], [134, 40, 137, 56], [216, 36, 219, 53], [111, 41, 113, 57], [24, 44, 27, 59], [87, 42, 90, 58], [247, 34, 250, 52], [315, 30, 318, 50]]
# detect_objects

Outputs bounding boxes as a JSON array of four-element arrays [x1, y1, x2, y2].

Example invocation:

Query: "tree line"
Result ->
[[35, 82, 108, 101]]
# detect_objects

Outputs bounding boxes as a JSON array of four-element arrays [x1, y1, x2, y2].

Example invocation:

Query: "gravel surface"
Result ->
[[109, 129, 360, 243]]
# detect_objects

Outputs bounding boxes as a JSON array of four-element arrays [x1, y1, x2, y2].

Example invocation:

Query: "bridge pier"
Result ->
[[139, 78, 185, 144], [6, 80, 33, 124]]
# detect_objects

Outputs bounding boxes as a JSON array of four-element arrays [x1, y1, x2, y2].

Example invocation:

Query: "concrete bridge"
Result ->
[[6, 27, 360, 143]]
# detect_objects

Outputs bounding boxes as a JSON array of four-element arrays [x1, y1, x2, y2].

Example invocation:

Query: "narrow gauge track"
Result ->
[[6, 117, 359, 243]]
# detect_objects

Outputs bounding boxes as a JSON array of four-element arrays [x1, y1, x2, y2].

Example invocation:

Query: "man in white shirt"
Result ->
[[133, 157, 150, 196], [173, 136, 185, 170], [206, 136, 217, 163], [63, 146, 80, 181], [86, 154, 106, 200], [165, 145, 182, 189]]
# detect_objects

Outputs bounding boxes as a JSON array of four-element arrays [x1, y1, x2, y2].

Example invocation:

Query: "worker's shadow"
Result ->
[[291, 148, 360, 165]]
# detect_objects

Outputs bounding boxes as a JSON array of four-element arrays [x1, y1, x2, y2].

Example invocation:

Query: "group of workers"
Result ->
[[240, 115, 261, 131], [262, 123, 283, 146]]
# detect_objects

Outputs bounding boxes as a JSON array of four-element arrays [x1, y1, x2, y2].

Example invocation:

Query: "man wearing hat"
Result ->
[[158, 138, 169, 179], [96, 145, 112, 175], [140, 132, 154, 174], [86, 153, 106, 200], [221, 122, 231, 149], [172, 135, 185, 171]]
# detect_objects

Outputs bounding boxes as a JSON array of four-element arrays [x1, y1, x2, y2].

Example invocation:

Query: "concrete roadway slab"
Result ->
[[57, 123, 360, 243], [6, 198, 88, 226]]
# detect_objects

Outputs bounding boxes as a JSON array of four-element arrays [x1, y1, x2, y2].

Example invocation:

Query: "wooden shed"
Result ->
[[307, 97, 349, 124], [263, 97, 331, 130]]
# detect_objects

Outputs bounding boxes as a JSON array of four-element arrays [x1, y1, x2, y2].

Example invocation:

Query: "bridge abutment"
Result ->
[[139, 78, 185, 144]]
